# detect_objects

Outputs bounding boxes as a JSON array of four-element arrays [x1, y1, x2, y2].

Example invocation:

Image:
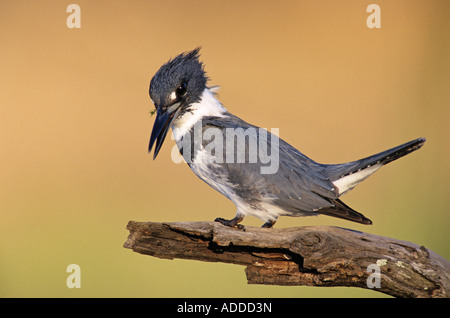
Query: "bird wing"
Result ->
[[201, 115, 339, 214]]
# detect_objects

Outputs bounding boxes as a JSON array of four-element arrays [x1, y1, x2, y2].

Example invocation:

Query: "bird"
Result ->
[[147, 48, 426, 229]]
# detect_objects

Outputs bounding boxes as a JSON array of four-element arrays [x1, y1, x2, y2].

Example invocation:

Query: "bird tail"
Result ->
[[326, 137, 426, 196], [317, 199, 373, 225]]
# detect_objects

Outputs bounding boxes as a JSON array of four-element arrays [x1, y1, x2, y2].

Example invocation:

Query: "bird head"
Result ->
[[148, 47, 207, 159]]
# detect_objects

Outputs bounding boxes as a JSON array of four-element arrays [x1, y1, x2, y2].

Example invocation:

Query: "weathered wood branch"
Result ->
[[124, 221, 449, 298]]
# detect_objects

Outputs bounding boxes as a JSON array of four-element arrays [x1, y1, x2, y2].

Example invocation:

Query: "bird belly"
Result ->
[[187, 150, 283, 222]]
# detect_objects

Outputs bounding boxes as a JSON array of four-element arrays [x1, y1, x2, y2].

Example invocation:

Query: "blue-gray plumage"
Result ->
[[148, 48, 426, 229]]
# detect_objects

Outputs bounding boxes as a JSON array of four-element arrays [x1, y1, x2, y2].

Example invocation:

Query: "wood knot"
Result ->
[[289, 232, 324, 256], [299, 232, 322, 247]]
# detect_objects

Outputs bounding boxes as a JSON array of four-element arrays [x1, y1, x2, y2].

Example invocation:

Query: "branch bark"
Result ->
[[124, 221, 449, 298]]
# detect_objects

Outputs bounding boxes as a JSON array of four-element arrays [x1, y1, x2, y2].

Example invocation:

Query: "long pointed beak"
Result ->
[[148, 105, 180, 159]]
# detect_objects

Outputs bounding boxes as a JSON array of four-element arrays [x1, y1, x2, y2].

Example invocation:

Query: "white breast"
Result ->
[[171, 88, 228, 142]]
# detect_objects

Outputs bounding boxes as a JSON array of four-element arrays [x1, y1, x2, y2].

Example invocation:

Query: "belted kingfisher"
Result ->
[[148, 48, 426, 229]]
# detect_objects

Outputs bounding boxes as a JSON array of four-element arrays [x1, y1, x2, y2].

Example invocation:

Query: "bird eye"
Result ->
[[176, 82, 187, 97]]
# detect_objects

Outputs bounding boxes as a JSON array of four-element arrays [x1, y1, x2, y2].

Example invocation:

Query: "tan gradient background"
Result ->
[[0, 0, 449, 298]]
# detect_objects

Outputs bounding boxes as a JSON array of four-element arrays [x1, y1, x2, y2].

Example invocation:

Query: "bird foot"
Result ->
[[261, 220, 276, 228], [214, 217, 246, 231]]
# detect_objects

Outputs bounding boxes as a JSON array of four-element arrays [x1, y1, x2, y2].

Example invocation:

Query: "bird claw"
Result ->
[[261, 220, 275, 228], [214, 217, 246, 231]]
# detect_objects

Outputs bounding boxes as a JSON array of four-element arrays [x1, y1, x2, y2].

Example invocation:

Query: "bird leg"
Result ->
[[214, 215, 245, 231], [261, 220, 276, 228]]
